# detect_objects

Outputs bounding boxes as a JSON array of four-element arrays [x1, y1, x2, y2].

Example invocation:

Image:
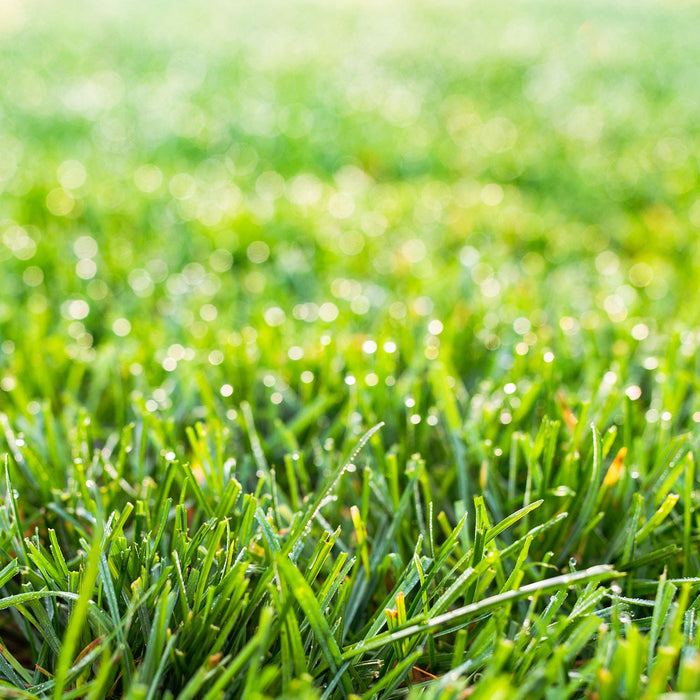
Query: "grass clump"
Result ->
[[2, 0, 700, 697]]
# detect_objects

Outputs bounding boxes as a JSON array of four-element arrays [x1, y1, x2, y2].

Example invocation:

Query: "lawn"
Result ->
[[1, 0, 700, 697]]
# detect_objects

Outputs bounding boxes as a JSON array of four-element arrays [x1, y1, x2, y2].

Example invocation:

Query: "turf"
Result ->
[[1, 0, 700, 697]]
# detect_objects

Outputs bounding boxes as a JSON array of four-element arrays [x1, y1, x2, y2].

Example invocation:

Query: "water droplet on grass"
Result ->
[[365, 373, 378, 386]]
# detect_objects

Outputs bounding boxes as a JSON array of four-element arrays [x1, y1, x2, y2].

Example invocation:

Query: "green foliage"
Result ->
[[1, 0, 700, 697]]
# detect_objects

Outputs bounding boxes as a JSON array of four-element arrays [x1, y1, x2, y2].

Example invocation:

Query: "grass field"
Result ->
[[2, 0, 700, 697]]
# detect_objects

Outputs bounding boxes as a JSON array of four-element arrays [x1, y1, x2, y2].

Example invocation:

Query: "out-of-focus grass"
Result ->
[[1, 0, 700, 697]]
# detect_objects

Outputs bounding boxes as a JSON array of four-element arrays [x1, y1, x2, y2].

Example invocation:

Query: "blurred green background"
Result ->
[[1, 0, 699, 437]]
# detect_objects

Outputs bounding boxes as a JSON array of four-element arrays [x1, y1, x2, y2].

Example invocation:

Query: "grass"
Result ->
[[1, 0, 700, 697]]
